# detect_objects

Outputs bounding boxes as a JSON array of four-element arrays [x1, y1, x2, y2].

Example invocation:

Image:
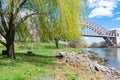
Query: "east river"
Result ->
[[83, 48, 120, 70]]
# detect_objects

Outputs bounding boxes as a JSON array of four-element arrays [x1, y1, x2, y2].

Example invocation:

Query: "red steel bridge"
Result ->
[[82, 21, 120, 47]]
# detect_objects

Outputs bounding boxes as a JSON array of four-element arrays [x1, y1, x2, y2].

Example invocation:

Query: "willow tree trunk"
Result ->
[[55, 38, 59, 48], [6, 40, 15, 59], [6, 26, 16, 59]]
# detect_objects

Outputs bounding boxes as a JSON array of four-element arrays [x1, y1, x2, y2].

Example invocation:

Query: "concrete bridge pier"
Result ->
[[116, 30, 120, 47]]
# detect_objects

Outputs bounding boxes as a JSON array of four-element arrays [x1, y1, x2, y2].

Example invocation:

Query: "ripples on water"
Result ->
[[83, 48, 120, 70]]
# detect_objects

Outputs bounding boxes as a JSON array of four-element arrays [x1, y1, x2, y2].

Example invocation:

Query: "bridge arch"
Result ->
[[82, 21, 118, 47]]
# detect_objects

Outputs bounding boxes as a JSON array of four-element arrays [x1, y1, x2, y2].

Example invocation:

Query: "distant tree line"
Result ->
[[89, 41, 109, 48], [68, 37, 87, 48]]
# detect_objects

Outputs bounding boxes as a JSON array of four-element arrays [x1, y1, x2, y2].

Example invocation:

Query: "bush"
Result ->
[[68, 37, 87, 48]]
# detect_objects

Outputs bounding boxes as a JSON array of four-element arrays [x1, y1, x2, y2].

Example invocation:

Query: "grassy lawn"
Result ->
[[0, 42, 85, 80]]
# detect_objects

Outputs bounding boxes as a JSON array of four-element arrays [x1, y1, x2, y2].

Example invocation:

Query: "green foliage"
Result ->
[[35, 0, 86, 42], [1, 0, 86, 46], [68, 37, 87, 48], [58, 0, 82, 40], [90, 78, 94, 80], [16, 22, 32, 42]]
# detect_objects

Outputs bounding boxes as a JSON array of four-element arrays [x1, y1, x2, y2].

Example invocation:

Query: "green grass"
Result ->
[[0, 42, 83, 80]]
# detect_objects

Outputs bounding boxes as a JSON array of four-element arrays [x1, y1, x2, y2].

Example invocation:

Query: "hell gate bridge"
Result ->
[[82, 21, 120, 47]]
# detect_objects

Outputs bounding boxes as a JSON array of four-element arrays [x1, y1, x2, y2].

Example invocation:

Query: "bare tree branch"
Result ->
[[14, 0, 27, 19], [0, 39, 6, 46], [0, 1, 9, 32], [9, 0, 14, 25], [1, 15, 9, 31], [0, 27, 6, 39], [16, 12, 42, 27], [11, 0, 14, 12]]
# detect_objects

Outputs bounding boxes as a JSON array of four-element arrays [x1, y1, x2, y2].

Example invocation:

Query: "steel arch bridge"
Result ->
[[82, 21, 120, 47]]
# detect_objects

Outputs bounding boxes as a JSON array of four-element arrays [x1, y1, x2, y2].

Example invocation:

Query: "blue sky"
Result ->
[[84, 0, 120, 44]]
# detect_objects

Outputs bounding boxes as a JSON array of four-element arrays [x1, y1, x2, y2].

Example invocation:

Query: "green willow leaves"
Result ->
[[34, 0, 86, 42]]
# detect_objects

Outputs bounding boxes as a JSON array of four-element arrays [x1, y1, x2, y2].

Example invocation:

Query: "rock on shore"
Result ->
[[55, 51, 120, 79]]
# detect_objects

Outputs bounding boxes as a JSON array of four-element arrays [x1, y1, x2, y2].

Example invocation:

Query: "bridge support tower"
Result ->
[[116, 30, 120, 47]]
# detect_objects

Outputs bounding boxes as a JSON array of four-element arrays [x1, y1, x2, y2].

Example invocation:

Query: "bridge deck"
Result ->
[[83, 34, 116, 38]]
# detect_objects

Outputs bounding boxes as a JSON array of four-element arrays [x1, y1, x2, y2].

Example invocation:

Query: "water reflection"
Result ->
[[84, 48, 120, 70]]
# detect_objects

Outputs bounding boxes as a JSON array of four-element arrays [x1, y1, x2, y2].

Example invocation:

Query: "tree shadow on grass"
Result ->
[[0, 52, 60, 68], [42, 45, 57, 49], [15, 52, 57, 67]]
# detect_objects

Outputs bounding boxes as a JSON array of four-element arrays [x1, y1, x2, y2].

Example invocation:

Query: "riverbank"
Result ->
[[84, 48, 120, 71], [56, 51, 120, 80]]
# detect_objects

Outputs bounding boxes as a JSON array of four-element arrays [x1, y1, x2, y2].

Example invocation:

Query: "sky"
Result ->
[[84, 0, 120, 44]]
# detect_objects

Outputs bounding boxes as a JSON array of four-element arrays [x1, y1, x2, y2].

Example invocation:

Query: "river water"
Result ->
[[83, 48, 120, 70]]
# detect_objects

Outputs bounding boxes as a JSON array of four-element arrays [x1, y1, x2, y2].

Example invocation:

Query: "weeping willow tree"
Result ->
[[0, 0, 39, 59], [36, 0, 86, 48], [0, 0, 85, 59]]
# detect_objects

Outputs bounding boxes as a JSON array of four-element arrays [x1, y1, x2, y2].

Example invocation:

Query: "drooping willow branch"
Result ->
[[16, 12, 45, 27]]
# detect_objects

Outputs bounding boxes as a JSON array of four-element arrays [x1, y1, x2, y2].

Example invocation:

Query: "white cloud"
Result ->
[[88, 0, 119, 18], [113, 12, 120, 20], [115, 12, 120, 15], [115, 17, 120, 20], [89, 7, 113, 18]]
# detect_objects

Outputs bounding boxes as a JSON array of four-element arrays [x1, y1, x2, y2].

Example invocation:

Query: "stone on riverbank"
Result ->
[[56, 51, 120, 79]]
